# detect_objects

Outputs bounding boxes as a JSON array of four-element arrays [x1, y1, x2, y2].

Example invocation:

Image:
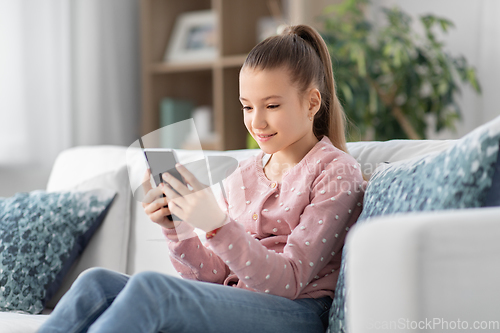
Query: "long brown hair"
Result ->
[[242, 24, 348, 153]]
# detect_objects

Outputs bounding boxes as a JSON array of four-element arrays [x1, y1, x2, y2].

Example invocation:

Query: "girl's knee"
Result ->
[[78, 267, 114, 280], [127, 271, 178, 294], [72, 267, 127, 289]]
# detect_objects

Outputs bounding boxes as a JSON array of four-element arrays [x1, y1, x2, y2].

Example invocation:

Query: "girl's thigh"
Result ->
[[113, 271, 329, 333]]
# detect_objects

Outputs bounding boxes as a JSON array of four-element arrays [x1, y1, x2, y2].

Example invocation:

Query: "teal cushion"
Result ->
[[483, 142, 500, 207], [0, 189, 115, 314], [327, 116, 500, 333]]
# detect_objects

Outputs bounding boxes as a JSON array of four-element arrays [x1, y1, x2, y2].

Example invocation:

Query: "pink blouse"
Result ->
[[163, 136, 366, 300]]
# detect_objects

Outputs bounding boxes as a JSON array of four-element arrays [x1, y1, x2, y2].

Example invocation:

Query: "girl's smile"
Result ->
[[255, 132, 277, 142]]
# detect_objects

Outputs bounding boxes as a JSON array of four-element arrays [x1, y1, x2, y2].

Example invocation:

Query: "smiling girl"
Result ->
[[38, 25, 365, 333]]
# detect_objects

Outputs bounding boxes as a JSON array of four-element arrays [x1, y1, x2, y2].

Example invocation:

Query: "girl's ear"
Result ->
[[308, 88, 321, 115]]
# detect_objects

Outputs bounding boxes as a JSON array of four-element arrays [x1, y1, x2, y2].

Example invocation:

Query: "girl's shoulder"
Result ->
[[305, 137, 363, 184], [310, 136, 359, 167]]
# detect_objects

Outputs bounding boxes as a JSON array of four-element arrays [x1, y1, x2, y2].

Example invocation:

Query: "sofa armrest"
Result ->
[[346, 207, 500, 332]]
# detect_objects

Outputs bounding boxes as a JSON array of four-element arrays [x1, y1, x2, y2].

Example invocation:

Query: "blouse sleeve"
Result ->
[[206, 155, 365, 299], [162, 194, 232, 283]]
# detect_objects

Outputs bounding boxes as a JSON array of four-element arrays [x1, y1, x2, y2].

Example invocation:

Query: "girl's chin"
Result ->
[[258, 145, 278, 155]]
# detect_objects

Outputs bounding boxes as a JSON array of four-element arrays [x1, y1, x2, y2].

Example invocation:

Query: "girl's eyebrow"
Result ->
[[239, 95, 282, 102]]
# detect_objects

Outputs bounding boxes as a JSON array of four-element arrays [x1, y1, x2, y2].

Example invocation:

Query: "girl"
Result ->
[[38, 24, 365, 333]]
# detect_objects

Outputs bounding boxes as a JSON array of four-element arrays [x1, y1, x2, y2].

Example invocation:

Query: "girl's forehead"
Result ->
[[240, 67, 294, 93]]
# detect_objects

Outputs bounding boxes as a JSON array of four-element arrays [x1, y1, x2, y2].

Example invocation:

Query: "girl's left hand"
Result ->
[[161, 163, 227, 233]]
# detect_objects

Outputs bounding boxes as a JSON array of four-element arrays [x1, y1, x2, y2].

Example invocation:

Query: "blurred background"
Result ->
[[0, 0, 499, 197]]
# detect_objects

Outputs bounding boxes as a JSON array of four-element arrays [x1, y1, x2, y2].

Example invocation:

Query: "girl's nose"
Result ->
[[252, 109, 267, 129]]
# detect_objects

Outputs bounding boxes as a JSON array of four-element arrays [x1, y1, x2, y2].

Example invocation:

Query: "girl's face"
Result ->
[[239, 67, 320, 157]]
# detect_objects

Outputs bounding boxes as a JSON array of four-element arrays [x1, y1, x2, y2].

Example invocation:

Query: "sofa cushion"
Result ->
[[327, 115, 500, 333], [45, 166, 131, 308], [483, 142, 500, 207], [0, 188, 115, 314], [346, 139, 454, 180]]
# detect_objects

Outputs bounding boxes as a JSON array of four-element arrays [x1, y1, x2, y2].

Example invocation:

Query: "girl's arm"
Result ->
[[206, 155, 365, 299], [162, 224, 231, 283]]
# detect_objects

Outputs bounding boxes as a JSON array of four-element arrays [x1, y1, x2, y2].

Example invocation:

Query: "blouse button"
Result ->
[[252, 213, 258, 220], [273, 228, 278, 232], [271, 182, 277, 188]]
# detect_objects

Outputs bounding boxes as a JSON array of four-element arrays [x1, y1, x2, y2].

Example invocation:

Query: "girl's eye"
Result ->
[[267, 105, 279, 109], [242, 106, 252, 112]]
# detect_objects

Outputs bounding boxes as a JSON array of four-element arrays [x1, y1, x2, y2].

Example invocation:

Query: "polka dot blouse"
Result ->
[[163, 136, 366, 300]]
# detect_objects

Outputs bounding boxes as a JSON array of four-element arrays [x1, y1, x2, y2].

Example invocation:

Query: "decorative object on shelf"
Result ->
[[257, 17, 285, 43], [192, 106, 214, 141], [321, 0, 481, 141], [159, 98, 194, 148], [186, 106, 218, 149], [257, 0, 287, 43], [164, 10, 218, 63]]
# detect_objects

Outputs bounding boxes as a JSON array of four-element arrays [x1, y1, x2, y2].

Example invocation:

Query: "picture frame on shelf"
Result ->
[[164, 10, 218, 63]]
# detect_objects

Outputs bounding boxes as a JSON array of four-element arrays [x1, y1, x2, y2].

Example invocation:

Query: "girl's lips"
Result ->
[[255, 133, 277, 142]]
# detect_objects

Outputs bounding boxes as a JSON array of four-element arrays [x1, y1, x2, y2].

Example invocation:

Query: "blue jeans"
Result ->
[[38, 268, 332, 333]]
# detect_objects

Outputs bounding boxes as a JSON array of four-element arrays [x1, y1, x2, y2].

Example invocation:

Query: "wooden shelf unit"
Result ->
[[140, 0, 283, 150]]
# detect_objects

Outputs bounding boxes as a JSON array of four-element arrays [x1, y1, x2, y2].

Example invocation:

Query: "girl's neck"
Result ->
[[264, 134, 320, 182]]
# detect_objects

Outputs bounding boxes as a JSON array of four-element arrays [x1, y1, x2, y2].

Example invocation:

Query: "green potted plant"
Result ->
[[321, 0, 481, 141]]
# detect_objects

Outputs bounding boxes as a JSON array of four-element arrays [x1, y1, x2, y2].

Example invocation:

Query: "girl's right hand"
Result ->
[[141, 170, 176, 229]]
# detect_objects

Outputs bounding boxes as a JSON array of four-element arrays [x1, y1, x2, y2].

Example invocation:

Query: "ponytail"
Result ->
[[243, 24, 348, 153]]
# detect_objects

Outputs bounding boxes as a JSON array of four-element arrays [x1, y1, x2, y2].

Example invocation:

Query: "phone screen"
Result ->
[[143, 150, 184, 187]]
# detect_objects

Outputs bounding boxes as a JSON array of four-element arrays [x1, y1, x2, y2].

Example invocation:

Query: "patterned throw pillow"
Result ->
[[327, 116, 500, 333], [0, 189, 115, 314]]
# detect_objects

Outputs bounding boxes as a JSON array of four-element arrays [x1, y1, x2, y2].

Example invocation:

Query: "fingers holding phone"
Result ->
[[161, 163, 226, 233], [143, 187, 176, 229]]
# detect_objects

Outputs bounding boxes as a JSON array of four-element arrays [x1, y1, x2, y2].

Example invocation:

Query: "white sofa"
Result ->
[[1, 138, 499, 333]]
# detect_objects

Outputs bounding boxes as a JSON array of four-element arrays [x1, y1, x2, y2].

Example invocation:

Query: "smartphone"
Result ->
[[143, 148, 184, 221]]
